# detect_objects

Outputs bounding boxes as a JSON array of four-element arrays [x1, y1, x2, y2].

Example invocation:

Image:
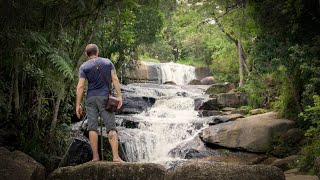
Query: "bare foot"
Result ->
[[91, 158, 100, 162], [113, 158, 124, 163]]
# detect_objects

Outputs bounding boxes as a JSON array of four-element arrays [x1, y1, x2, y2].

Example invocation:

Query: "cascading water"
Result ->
[[141, 61, 196, 85], [121, 96, 204, 162], [119, 82, 210, 164]]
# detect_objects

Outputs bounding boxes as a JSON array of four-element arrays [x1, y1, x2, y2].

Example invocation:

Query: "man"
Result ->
[[76, 44, 123, 162]]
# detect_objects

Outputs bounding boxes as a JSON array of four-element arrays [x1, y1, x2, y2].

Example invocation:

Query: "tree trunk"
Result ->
[[238, 34, 244, 87], [6, 72, 14, 119], [14, 68, 20, 111], [51, 93, 63, 131]]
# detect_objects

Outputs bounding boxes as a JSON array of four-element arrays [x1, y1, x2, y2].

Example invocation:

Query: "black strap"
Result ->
[[92, 59, 112, 93]]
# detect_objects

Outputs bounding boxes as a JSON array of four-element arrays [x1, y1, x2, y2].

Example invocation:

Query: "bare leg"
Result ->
[[89, 131, 100, 161], [108, 130, 124, 162]]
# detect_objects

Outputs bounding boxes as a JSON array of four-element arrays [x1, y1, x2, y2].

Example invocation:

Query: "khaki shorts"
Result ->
[[86, 96, 116, 133]]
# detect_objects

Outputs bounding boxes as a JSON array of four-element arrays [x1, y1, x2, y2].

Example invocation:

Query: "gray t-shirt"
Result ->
[[79, 57, 115, 98]]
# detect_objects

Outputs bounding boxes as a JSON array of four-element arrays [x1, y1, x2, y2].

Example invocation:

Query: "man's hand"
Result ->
[[76, 105, 83, 119], [117, 97, 123, 109]]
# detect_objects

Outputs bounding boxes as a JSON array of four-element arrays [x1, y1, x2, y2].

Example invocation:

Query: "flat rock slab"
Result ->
[[48, 162, 166, 180], [166, 162, 285, 180], [285, 174, 319, 180]]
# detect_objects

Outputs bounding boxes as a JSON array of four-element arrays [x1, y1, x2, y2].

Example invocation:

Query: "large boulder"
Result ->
[[198, 98, 219, 110], [200, 76, 217, 85], [208, 114, 244, 125], [217, 92, 247, 108], [200, 112, 295, 153], [315, 157, 320, 178], [0, 147, 46, 180], [121, 95, 156, 114], [166, 162, 285, 180], [205, 83, 235, 95], [188, 79, 202, 85], [125, 62, 150, 83], [48, 162, 166, 180], [271, 155, 298, 171], [195, 67, 212, 80]]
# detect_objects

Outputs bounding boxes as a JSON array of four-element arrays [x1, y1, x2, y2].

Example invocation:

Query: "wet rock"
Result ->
[[194, 97, 206, 111], [164, 81, 177, 85], [188, 79, 202, 85], [205, 83, 235, 95], [199, 98, 219, 110], [176, 92, 187, 97], [200, 112, 295, 153], [208, 114, 244, 125], [250, 108, 268, 115], [169, 136, 218, 159], [166, 162, 285, 180], [48, 162, 166, 180], [217, 92, 247, 108], [60, 139, 93, 167], [121, 95, 156, 114], [271, 155, 298, 171], [0, 146, 46, 180], [198, 110, 223, 117], [200, 76, 217, 85]]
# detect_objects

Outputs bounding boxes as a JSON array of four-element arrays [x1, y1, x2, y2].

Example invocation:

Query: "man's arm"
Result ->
[[76, 78, 86, 118], [111, 69, 123, 109]]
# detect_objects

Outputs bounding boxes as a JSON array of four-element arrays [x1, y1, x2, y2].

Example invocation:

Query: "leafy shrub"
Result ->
[[298, 95, 320, 173], [239, 76, 266, 108]]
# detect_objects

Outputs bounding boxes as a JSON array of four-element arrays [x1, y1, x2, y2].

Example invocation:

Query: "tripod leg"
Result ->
[[100, 117, 104, 161]]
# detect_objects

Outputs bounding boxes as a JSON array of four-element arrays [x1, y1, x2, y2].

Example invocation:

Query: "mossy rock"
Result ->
[[205, 83, 235, 95]]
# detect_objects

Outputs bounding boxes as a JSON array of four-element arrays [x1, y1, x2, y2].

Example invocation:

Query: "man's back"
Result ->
[[79, 57, 115, 97]]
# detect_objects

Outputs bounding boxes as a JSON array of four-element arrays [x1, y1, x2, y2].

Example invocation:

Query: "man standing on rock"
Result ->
[[76, 44, 124, 162]]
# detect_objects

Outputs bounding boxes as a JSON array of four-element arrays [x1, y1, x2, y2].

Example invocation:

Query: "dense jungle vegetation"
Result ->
[[0, 0, 320, 174]]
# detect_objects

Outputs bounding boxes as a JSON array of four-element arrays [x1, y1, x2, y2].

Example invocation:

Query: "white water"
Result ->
[[141, 61, 196, 85], [120, 85, 209, 163]]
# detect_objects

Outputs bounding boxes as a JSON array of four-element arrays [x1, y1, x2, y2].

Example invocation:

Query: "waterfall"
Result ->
[[141, 61, 196, 85], [120, 84, 209, 163]]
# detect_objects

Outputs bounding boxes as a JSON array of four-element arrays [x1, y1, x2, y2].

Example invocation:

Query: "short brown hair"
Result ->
[[85, 44, 99, 56]]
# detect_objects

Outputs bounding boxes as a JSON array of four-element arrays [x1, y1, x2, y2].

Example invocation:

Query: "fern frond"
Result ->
[[47, 52, 73, 80]]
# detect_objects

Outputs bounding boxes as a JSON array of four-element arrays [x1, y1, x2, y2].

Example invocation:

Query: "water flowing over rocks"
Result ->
[[168, 136, 218, 159], [125, 61, 198, 85], [166, 162, 285, 180], [200, 112, 295, 153], [0, 146, 46, 180]]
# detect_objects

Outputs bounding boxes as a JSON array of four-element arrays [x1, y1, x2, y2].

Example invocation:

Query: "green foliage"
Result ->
[[239, 76, 266, 108], [298, 96, 320, 173], [0, 0, 165, 170]]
